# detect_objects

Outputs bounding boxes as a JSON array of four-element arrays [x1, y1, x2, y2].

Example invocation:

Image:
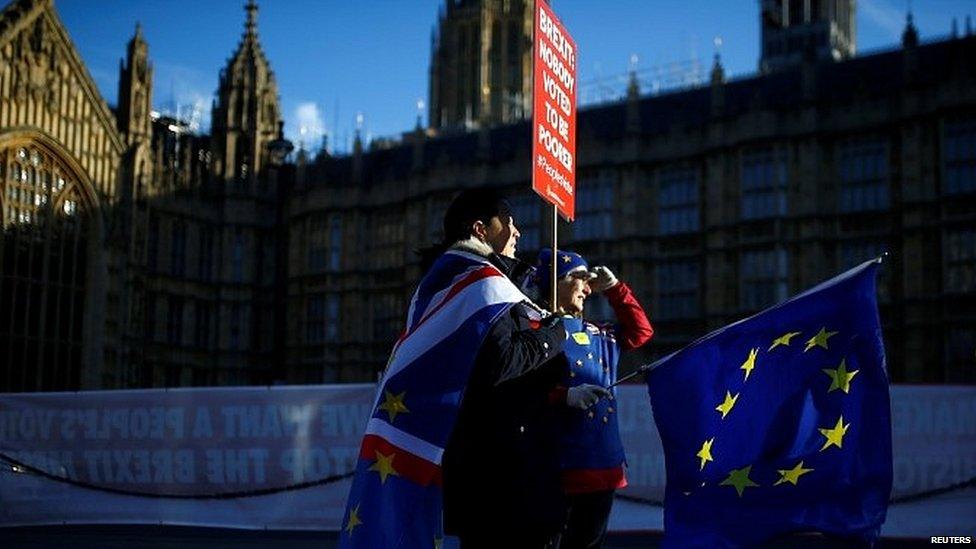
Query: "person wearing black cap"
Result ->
[[420, 188, 570, 548], [534, 248, 654, 549], [419, 187, 521, 274]]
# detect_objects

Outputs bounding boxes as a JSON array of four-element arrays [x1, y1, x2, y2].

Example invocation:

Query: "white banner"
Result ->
[[0, 385, 373, 529], [0, 384, 973, 530]]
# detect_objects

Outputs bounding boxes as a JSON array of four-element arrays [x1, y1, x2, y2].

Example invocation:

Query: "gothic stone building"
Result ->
[[288, 3, 976, 385], [1, 0, 126, 390], [1, 0, 974, 392], [0, 0, 287, 390]]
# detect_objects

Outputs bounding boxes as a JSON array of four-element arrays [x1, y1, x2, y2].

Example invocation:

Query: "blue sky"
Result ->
[[51, 0, 974, 153]]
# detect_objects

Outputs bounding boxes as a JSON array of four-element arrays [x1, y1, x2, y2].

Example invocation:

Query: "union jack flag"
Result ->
[[339, 250, 532, 548]]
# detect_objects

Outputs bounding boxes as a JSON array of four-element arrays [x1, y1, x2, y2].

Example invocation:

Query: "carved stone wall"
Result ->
[[0, 2, 127, 390], [0, 6, 124, 204]]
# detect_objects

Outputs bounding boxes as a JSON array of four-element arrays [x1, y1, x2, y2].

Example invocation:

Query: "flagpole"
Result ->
[[551, 204, 558, 310], [612, 252, 892, 389], [609, 361, 658, 387]]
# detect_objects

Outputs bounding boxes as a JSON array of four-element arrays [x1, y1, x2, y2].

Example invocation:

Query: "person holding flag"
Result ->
[[534, 248, 654, 549], [340, 188, 577, 549]]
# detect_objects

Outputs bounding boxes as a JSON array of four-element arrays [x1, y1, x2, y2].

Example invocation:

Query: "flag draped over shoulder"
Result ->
[[646, 259, 892, 548], [339, 250, 530, 548]]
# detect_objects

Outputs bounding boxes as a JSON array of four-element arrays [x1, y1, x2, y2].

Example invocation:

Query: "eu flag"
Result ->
[[646, 259, 892, 548]]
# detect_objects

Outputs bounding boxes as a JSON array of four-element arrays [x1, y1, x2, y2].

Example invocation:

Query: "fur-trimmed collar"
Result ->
[[447, 236, 536, 287], [449, 236, 494, 257]]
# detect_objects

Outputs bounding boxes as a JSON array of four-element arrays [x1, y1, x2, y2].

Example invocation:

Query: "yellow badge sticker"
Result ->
[[572, 332, 590, 345]]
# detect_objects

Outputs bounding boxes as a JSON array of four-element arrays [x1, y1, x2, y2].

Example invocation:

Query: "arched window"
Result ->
[[1, 139, 94, 392], [2, 144, 89, 227]]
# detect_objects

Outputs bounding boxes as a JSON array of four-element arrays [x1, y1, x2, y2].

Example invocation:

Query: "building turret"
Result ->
[[902, 11, 919, 48], [710, 52, 726, 116], [760, 0, 855, 73], [428, 0, 536, 130], [117, 23, 153, 143], [210, 0, 282, 188]]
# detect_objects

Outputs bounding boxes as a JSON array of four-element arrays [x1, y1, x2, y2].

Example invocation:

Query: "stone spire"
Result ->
[[710, 52, 726, 116], [210, 0, 282, 187], [902, 11, 919, 86], [627, 71, 640, 100], [117, 22, 152, 142], [245, 0, 258, 35], [902, 11, 919, 48], [710, 52, 726, 85]]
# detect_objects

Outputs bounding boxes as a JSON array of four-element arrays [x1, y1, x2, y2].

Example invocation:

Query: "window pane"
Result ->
[[741, 148, 787, 219], [944, 119, 976, 195], [306, 295, 325, 344], [307, 215, 328, 272], [946, 229, 976, 293], [657, 260, 700, 319], [659, 167, 699, 235], [740, 248, 790, 310], [573, 171, 615, 241], [838, 137, 888, 212], [328, 214, 342, 272]]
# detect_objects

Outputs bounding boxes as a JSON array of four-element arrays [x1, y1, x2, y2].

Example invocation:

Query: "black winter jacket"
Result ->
[[442, 254, 568, 539]]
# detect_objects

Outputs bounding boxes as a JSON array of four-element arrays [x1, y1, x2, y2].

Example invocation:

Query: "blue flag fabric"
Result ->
[[339, 250, 530, 548], [646, 259, 892, 548]]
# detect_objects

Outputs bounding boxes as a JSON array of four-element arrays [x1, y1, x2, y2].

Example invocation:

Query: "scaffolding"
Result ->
[[577, 57, 707, 106]]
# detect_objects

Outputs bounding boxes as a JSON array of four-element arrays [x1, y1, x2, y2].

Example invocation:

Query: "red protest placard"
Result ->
[[532, 1, 577, 220]]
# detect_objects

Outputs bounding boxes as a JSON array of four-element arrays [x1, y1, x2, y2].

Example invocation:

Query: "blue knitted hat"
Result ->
[[534, 248, 594, 294]]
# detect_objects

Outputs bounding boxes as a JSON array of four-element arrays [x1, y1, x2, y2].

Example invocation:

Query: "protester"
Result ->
[[427, 188, 576, 548], [534, 248, 654, 549]]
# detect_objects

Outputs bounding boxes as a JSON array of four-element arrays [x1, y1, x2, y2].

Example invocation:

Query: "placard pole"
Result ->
[[551, 204, 558, 312]]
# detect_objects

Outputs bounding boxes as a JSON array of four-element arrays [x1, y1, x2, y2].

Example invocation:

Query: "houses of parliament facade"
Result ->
[[1, 0, 974, 392]]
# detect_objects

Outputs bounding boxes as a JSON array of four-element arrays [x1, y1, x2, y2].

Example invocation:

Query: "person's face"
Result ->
[[483, 215, 520, 258], [556, 273, 592, 314]]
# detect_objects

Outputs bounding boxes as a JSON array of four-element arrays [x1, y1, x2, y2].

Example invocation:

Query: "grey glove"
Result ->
[[566, 384, 611, 410], [589, 266, 619, 293]]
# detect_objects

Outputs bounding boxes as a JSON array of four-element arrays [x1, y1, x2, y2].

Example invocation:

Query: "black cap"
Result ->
[[442, 188, 513, 243]]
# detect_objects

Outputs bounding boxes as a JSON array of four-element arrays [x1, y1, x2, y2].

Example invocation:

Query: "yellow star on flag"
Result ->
[[368, 450, 399, 484], [715, 391, 739, 419], [561, 254, 572, 263], [434, 538, 444, 549], [768, 331, 801, 351], [740, 348, 759, 382], [720, 465, 759, 497], [696, 437, 715, 470], [344, 503, 363, 535], [804, 327, 838, 352], [378, 390, 410, 423], [822, 358, 859, 393], [774, 461, 814, 486], [819, 415, 850, 451]]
